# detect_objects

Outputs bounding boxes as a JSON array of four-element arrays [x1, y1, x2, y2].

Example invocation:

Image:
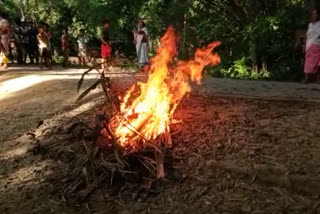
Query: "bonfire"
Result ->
[[96, 26, 221, 178]]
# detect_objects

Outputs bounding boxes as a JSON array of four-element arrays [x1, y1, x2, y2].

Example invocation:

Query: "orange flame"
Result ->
[[110, 26, 220, 150]]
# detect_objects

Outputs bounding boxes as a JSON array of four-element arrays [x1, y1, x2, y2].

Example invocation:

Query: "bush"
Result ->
[[210, 57, 271, 80]]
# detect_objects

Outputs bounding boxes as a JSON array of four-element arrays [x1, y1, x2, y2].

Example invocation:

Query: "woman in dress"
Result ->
[[304, 8, 320, 83], [133, 20, 149, 71]]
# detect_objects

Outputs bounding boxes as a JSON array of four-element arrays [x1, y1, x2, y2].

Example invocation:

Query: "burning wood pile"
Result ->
[[21, 27, 221, 203], [95, 26, 221, 178]]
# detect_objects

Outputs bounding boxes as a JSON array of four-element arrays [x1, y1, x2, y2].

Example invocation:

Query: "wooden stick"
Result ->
[[165, 125, 172, 148], [155, 149, 164, 178]]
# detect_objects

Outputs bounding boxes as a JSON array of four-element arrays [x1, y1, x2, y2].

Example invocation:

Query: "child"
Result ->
[[61, 27, 69, 67], [77, 29, 88, 66], [37, 26, 50, 69], [101, 19, 111, 70], [9, 40, 18, 63]]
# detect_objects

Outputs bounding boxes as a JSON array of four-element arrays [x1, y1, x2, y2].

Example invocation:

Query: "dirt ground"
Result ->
[[0, 66, 320, 214]]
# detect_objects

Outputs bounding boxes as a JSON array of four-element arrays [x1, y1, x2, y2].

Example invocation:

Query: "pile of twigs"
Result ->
[[42, 62, 171, 202], [77, 59, 173, 177]]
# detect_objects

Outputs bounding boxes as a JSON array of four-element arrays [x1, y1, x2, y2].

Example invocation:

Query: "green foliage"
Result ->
[[1, 0, 314, 81], [211, 57, 270, 80]]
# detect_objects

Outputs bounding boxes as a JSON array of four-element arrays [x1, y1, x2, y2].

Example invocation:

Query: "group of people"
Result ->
[[0, 13, 53, 69], [3, 9, 320, 80], [99, 19, 149, 71], [99, 19, 149, 70], [0, 13, 149, 71]]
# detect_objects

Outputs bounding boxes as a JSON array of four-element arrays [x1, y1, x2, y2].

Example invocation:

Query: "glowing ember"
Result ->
[[110, 26, 220, 150]]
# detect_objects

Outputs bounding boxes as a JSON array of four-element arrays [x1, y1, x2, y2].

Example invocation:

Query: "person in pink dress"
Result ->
[[304, 8, 320, 83]]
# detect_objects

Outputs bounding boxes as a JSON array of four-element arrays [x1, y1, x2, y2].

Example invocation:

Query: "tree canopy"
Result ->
[[0, 0, 317, 80]]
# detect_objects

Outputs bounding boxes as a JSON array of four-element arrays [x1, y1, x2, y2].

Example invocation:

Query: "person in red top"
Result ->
[[101, 20, 111, 70], [61, 27, 69, 67]]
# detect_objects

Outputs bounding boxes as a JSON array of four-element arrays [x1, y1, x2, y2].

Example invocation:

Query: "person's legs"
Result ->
[[102, 58, 107, 70], [0, 54, 9, 69], [26, 44, 34, 64], [78, 52, 86, 66], [1, 38, 10, 68], [304, 52, 313, 83], [81, 50, 87, 66], [78, 55, 82, 66], [34, 46, 39, 64], [39, 54, 44, 69], [39, 48, 46, 69], [29, 45, 35, 64], [21, 43, 27, 64], [8, 42, 13, 63], [17, 45, 23, 64], [47, 50, 52, 69], [45, 56, 49, 68], [101, 44, 111, 71], [81, 52, 87, 66], [63, 49, 69, 67], [303, 73, 311, 83]]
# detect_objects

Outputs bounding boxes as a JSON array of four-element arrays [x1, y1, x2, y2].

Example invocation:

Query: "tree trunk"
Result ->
[[19, 0, 25, 21]]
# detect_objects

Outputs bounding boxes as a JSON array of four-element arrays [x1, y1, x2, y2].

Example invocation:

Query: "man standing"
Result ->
[[27, 20, 39, 64], [18, 21, 29, 64]]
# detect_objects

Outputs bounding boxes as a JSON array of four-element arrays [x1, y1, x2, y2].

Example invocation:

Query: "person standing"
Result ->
[[12, 24, 23, 64], [133, 20, 149, 71], [27, 20, 39, 64], [44, 24, 52, 66], [18, 21, 29, 64], [61, 27, 69, 67], [22, 21, 33, 64], [77, 29, 88, 66], [101, 20, 111, 70], [37, 25, 50, 69], [304, 8, 320, 83], [0, 13, 11, 69]]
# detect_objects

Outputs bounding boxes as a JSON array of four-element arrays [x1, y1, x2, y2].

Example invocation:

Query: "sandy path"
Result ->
[[0, 66, 319, 143], [0, 66, 139, 143], [0, 67, 95, 142]]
